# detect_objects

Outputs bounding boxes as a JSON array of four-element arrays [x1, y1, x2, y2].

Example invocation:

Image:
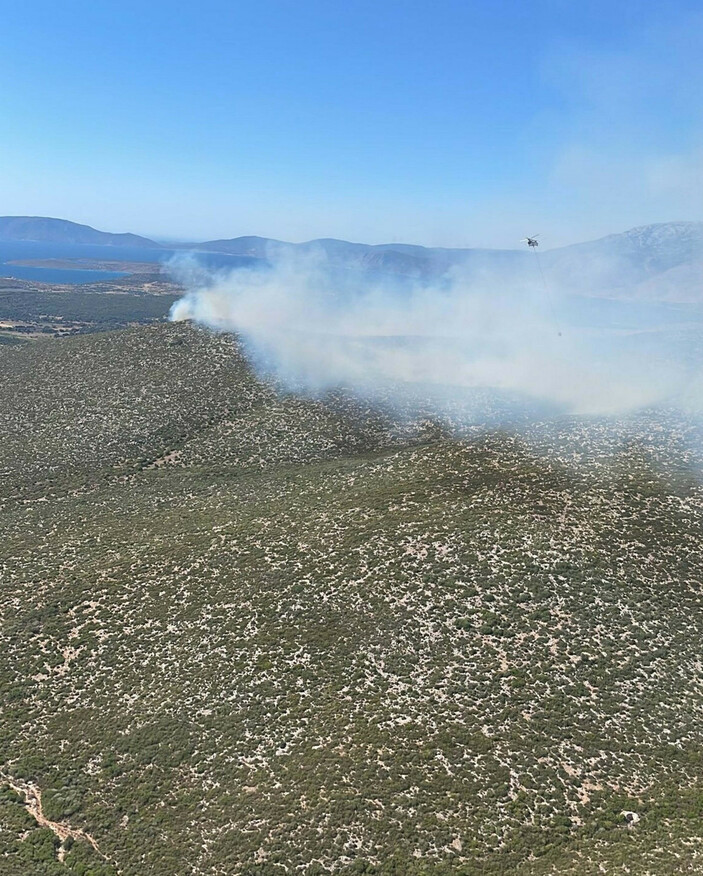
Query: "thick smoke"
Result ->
[[168, 247, 695, 422]]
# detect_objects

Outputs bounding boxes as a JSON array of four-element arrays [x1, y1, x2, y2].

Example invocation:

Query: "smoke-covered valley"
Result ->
[[169, 222, 703, 424]]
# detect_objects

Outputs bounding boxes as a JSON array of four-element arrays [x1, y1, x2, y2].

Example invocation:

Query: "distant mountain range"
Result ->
[[1, 216, 702, 300]]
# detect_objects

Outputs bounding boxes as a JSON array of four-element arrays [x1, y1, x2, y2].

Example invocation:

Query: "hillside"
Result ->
[[543, 223, 703, 301], [2, 322, 703, 875], [0, 217, 162, 249], [553, 222, 703, 275]]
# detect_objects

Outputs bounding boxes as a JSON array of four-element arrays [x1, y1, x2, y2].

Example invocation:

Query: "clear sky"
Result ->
[[1, 0, 702, 247]]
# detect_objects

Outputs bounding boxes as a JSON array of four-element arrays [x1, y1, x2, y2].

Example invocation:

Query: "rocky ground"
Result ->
[[1, 322, 703, 875]]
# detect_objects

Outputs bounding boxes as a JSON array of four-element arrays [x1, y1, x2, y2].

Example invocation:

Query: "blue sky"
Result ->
[[1, 0, 701, 247]]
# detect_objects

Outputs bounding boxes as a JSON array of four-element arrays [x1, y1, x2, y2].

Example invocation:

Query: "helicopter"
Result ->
[[521, 233, 562, 335]]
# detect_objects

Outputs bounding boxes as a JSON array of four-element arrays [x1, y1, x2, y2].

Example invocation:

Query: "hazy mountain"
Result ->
[[0, 216, 163, 248], [542, 222, 703, 301], [190, 222, 703, 297], [550, 221, 703, 275], [185, 234, 285, 258], [189, 234, 526, 279], [3, 216, 702, 299]]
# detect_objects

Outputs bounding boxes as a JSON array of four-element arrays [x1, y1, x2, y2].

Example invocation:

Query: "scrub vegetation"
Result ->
[[1, 322, 703, 874], [0, 279, 177, 344]]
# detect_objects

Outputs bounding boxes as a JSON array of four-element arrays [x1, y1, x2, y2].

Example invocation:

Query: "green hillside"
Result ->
[[1, 323, 703, 875]]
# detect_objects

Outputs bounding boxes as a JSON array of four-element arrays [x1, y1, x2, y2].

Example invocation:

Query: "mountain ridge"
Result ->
[[4, 215, 702, 258], [2, 216, 702, 299]]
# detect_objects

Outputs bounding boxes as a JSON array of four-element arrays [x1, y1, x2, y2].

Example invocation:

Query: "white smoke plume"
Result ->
[[168, 248, 692, 421]]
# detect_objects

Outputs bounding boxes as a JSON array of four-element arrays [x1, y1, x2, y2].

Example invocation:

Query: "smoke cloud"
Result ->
[[168, 248, 696, 424]]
